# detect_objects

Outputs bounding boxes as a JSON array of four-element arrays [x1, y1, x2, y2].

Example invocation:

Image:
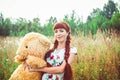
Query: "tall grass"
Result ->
[[0, 31, 120, 80], [0, 37, 20, 80], [72, 32, 120, 80]]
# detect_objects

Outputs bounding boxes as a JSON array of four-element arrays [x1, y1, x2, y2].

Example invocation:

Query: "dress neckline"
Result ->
[[54, 48, 65, 54], [56, 48, 65, 50]]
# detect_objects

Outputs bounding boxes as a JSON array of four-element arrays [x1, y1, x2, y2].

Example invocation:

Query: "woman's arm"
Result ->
[[28, 60, 66, 74], [68, 52, 77, 64], [28, 52, 77, 74]]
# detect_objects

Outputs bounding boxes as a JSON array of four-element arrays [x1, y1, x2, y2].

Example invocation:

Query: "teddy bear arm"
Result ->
[[26, 55, 47, 68]]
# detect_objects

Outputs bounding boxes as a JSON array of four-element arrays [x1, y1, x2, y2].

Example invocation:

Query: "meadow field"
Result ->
[[0, 32, 120, 80]]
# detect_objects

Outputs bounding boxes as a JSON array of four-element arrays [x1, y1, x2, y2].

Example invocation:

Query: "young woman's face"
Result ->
[[54, 28, 68, 43]]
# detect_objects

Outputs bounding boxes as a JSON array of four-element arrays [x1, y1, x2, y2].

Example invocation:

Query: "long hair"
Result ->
[[45, 22, 73, 80], [63, 32, 73, 80]]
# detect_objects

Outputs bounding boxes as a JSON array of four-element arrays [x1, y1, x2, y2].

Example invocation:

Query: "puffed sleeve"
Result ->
[[70, 47, 77, 55]]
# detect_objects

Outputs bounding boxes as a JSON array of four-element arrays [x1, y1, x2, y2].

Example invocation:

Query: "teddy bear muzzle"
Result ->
[[14, 54, 27, 62]]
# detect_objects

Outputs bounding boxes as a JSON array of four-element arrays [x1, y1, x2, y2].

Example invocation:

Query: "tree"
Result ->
[[0, 13, 5, 36], [43, 16, 57, 36], [86, 8, 108, 36], [13, 18, 28, 36], [111, 13, 120, 34], [87, 8, 102, 22], [102, 0, 116, 19], [30, 18, 42, 32], [63, 10, 82, 34], [0, 13, 13, 36]]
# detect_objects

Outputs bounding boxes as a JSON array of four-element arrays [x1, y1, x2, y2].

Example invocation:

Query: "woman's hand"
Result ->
[[23, 61, 39, 72], [23, 61, 29, 70], [27, 66, 35, 72], [27, 65, 43, 72]]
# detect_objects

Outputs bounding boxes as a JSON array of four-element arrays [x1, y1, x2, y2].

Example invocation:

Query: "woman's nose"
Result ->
[[56, 32, 61, 36]]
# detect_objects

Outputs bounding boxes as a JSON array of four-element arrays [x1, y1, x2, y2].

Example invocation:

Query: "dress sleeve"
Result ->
[[70, 47, 77, 55]]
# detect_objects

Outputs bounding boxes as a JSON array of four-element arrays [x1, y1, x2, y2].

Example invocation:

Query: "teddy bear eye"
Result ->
[[25, 46, 28, 48]]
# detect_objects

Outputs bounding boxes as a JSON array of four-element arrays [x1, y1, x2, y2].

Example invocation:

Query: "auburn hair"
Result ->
[[44, 22, 73, 80]]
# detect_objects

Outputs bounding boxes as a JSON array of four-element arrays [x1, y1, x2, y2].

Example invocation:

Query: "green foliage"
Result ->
[[82, 23, 90, 36], [102, 0, 116, 19], [63, 10, 83, 35], [111, 13, 120, 31], [42, 16, 57, 36], [0, 0, 120, 36], [101, 20, 111, 32], [87, 8, 102, 22], [0, 49, 19, 80], [0, 13, 12, 36]]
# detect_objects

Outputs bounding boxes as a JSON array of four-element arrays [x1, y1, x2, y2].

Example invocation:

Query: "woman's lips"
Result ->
[[57, 36, 62, 38]]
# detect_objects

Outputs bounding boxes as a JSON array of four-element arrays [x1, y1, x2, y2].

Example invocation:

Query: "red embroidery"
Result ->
[[48, 74, 53, 78], [56, 55, 60, 59], [50, 55, 54, 60]]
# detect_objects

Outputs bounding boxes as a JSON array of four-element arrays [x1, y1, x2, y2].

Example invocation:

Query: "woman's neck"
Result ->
[[57, 41, 65, 49]]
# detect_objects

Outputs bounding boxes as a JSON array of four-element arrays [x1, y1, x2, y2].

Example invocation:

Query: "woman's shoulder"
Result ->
[[70, 46, 77, 51], [70, 47, 77, 55]]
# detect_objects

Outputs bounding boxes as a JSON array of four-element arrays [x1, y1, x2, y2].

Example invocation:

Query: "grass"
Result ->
[[0, 37, 20, 80], [72, 32, 120, 80], [0, 32, 120, 80]]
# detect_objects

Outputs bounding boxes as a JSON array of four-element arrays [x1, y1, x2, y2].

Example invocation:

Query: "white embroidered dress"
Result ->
[[42, 47, 77, 80]]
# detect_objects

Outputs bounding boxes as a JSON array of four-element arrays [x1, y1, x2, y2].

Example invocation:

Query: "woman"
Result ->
[[28, 22, 77, 80]]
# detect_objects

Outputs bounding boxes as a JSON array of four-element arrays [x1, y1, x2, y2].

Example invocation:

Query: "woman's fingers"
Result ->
[[23, 61, 32, 71], [23, 62, 36, 72], [24, 61, 28, 70], [28, 66, 32, 70], [28, 66, 35, 72]]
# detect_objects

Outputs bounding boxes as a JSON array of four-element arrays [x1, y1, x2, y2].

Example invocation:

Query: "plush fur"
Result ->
[[9, 32, 51, 80]]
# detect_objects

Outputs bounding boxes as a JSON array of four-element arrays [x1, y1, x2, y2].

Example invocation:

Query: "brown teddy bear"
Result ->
[[9, 32, 51, 80]]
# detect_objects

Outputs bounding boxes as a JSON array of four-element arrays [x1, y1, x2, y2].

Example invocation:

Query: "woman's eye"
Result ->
[[54, 30, 58, 33], [60, 30, 64, 32]]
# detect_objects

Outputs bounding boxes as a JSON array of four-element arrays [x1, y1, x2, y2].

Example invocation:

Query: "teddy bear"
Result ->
[[9, 32, 51, 80]]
